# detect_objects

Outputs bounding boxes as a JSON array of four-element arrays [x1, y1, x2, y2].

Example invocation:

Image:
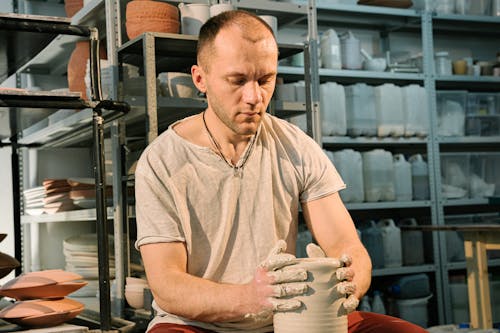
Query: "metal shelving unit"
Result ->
[[0, 11, 130, 331]]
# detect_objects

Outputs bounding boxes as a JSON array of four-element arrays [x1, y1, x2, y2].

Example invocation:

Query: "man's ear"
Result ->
[[191, 64, 207, 94]]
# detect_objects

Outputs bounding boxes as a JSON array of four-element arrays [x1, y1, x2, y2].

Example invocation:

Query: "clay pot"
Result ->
[[126, 0, 180, 40], [67, 41, 107, 100], [64, 0, 83, 18], [0, 252, 20, 279]]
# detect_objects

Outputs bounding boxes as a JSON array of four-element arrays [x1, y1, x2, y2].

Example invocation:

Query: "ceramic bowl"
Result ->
[[363, 58, 387, 72], [0, 252, 20, 279], [165, 72, 197, 98], [125, 289, 144, 309]]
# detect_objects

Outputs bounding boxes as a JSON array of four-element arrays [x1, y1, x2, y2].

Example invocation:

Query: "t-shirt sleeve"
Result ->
[[298, 133, 346, 203], [134, 150, 185, 249]]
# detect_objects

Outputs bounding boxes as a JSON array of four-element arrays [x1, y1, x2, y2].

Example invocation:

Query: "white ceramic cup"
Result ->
[[210, 3, 234, 17], [258, 15, 278, 36]]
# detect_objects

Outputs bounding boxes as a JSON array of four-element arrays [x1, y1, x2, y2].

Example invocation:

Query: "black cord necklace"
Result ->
[[202, 110, 256, 174]]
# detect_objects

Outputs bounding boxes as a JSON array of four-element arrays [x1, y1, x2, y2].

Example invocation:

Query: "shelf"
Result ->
[[446, 259, 500, 271], [323, 135, 428, 147], [17, 0, 106, 76], [21, 207, 114, 224], [372, 264, 436, 277], [436, 75, 500, 92], [443, 198, 491, 207], [315, 3, 421, 32], [119, 32, 304, 73], [319, 68, 425, 85], [438, 136, 500, 148], [346, 200, 432, 210], [432, 13, 500, 36]]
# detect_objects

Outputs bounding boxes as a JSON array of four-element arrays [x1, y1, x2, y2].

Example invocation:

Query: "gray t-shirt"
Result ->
[[135, 113, 345, 332]]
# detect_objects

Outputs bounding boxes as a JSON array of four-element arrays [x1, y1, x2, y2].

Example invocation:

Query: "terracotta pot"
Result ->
[[67, 41, 107, 100], [125, 0, 179, 39], [64, 0, 83, 18]]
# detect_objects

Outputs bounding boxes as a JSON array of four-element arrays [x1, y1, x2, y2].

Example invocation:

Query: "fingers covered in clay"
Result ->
[[267, 268, 307, 284], [306, 243, 326, 258], [271, 282, 308, 298], [260, 240, 298, 271], [342, 294, 359, 313], [335, 267, 354, 281], [340, 254, 352, 267], [335, 281, 356, 295], [269, 297, 303, 312]]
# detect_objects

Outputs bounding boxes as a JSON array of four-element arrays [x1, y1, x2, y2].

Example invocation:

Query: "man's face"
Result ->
[[195, 25, 278, 137]]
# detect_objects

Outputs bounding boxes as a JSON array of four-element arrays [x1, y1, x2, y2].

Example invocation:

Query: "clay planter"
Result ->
[[126, 0, 180, 40], [64, 0, 83, 18], [0, 252, 20, 279], [67, 41, 107, 100]]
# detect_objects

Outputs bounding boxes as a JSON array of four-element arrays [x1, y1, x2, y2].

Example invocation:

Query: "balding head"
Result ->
[[196, 10, 277, 71]]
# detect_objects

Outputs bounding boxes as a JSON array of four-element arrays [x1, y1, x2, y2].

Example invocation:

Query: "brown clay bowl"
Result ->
[[0, 252, 20, 279], [126, 0, 179, 21], [1, 269, 83, 290], [0, 281, 88, 300]]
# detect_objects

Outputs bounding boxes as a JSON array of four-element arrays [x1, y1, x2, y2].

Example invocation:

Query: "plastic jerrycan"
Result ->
[[398, 218, 425, 266], [377, 219, 402, 267], [359, 220, 385, 269], [340, 31, 362, 70], [320, 28, 342, 69], [331, 149, 364, 203], [362, 149, 395, 202], [402, 84, 429, 137], [409, 154, 430, 200], [374, 83, 404, 137], [320, 82, 347, 136], [393, 154, 413, 201], [345, 83, 377, 137]]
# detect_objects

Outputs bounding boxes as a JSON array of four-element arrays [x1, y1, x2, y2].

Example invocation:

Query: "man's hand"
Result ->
[[306, 243, 359, 313], [244, 240, 308, 321]]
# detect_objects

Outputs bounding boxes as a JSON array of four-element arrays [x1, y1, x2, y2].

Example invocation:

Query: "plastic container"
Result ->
[[340, 31, 362, 70], [389, 274, 430, 299], [320, 28, 342, 69], [396, 295, 432, 328], [345, 83, 377, 137], [435, 51, 452, 76], [402, 84, 428, 137], [436, 91, 467, 137], [359, 296, 371, 312], [440, 153, 470, 199], [467, 0, 492, 15], [466, 93, 500, 137], [371, 290, 386, 314], [359, 220, 385, 269], [393, 154, 413, 202], [398, 218, 425, 266], [377, 219, 402, 267], [320, 82, 347, 136], [331, 149, 364, 203], [469, 153, 499, 198], [434, 0, 454, 14], [374, 84, 405, 137], [362, 149, 395, 202], [409, 154, 430, 200], [445, 215, 472, 262]]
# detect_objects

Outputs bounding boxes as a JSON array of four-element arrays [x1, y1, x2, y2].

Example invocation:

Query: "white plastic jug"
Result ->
[[320, 29, 342, 69], [320, 82, 346, 136], [438, 100, 465, 137], [178, 3, 210, 35], [345, 83, 377, 137], [409, 154, 430, 200], [374, 83, 404, 137], [362, 149, 395, 202], [377, 219, 402, 267], [359, 220, 385, 269], [340, 31, 362, 70], [331, 149, 364, 203], [402, 85, 428, 137], [393, 154, 413, 202]]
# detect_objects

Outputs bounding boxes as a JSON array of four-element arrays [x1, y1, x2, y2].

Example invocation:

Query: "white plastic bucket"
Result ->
[[396, 294, 432, 328], [178, 3, 210, 35]]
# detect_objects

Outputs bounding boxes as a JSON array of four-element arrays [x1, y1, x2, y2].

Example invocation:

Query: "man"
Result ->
[[135, 10, 428, 333]]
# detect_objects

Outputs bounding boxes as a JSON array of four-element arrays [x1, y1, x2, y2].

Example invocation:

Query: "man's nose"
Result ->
[[242, 81, 263, 105]]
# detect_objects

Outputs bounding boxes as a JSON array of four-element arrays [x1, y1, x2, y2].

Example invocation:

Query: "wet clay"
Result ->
[[273, 258, 347, 333]]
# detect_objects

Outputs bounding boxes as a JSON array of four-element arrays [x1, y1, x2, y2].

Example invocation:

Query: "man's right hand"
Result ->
[[243, 240, 308, 321]]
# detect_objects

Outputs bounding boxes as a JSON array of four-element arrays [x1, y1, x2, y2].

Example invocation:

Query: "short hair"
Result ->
[[196, 10, 277, 70]]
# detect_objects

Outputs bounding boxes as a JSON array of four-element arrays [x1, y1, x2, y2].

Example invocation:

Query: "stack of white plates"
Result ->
[[23, 186, 46, 216], [63, 233, 115, 297]]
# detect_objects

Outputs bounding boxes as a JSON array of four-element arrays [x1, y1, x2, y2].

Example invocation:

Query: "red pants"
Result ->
[[149, 311, 429, 332]]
